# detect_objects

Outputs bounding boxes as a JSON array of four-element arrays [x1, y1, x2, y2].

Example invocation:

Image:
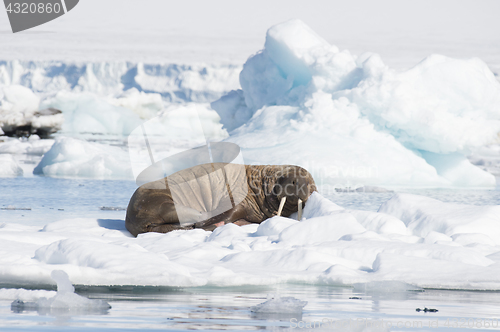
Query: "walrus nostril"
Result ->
[[298, 198, 303, 221], [277, 196, 286, 216]]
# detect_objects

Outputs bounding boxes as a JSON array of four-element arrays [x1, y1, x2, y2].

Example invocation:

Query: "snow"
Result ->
[[2, 192, 500, 290], [211, 19, 500, 188]]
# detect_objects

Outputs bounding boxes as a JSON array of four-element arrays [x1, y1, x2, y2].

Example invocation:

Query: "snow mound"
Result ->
[[11, 270, 110, 312], [33, 137, 132, 179], [212, 19, 500, 187], [251, 294, 307, 313]]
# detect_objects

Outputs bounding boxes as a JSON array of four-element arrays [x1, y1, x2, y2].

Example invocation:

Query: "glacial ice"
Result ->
[[0, 60, 240, 103]]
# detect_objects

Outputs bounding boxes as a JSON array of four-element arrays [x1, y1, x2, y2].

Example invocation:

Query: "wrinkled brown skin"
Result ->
[[125, 163, 317, 237]]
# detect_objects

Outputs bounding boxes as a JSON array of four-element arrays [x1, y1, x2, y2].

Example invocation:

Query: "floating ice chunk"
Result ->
[[1, 205, 30, 210], [0, 85, 39, 116], [251, 294, 307, 313], [100, 206, 126, 211], [0, 86, 63, 137], [353, 281, 423, 293], [11, 270, 110, 312], [0, 288, 55, 301], [355, 186, 393, 193], [33, 137, 133, 179], [0, 154, 23, 177], [40, 91, 143, 136], [0, 136, 54, 155]]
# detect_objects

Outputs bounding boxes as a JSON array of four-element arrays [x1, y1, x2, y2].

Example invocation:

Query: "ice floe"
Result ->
[[1, 192, 500, 290]]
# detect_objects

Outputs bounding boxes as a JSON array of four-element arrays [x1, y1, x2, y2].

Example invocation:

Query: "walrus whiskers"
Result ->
[[277, 196, 286, 216], [298, 198, 303, 220]]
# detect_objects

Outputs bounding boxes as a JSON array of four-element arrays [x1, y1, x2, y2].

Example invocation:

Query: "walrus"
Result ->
[[125, 163, 317, 237]]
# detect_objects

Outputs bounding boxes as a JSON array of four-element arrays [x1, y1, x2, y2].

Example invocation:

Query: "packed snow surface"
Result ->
[[1, 192, 500, 290]]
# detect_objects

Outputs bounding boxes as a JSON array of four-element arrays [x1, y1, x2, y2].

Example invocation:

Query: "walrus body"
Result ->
[[125, 163, 316, 237]]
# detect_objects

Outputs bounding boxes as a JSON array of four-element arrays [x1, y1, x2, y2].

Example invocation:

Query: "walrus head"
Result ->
[[270, 166, 314, 219]]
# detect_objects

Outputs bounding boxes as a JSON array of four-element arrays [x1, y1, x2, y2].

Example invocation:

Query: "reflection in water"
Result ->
[[3, 284, 500, 330]]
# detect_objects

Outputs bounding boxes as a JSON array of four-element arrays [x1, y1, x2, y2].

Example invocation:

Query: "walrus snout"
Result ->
[[274, 175, 310, 203]]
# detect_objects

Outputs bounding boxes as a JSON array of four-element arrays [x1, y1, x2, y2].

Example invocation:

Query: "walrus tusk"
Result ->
[[277, 196, 286, 216], [298, 198, 303, 221]]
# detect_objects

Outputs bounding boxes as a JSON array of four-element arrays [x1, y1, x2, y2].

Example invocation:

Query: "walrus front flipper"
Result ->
[[161, 201, 208, 227], [194, 204, 247, 230]]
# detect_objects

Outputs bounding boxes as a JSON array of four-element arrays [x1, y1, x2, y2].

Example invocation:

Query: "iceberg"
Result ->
[[0, 85, 63, 138], [40, 91, 143, 136], [33, 137, 133, 179], [212, 19, 500, 187]]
